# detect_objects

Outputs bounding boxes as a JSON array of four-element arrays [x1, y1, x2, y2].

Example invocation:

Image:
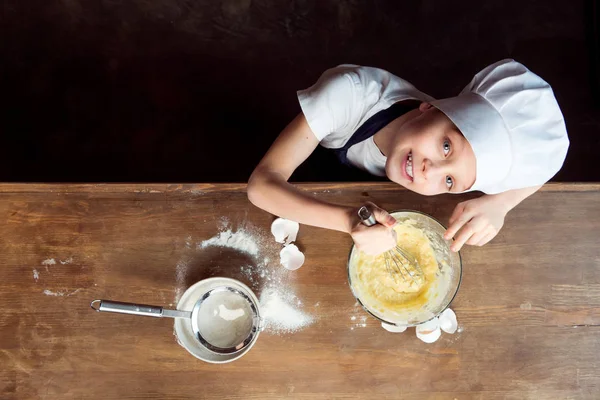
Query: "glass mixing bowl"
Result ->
[[347, 210, 462, 327]]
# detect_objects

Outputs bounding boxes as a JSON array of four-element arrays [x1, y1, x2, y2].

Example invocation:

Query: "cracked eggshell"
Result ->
[[381, 322, 407, 333], [417, 317, 439, 332], [416, 326, 441, 343], [416, 317, 441, 343], [280, 244, 305, 271], [271, 218, 300, 245], [439, 308, 458, 334]]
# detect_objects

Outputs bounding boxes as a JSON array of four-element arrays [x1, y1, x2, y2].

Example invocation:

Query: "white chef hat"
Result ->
[[431, 59, 569, 194]]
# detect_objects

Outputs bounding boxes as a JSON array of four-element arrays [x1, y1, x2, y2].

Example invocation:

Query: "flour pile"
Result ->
[[260, 288, 314, 334]]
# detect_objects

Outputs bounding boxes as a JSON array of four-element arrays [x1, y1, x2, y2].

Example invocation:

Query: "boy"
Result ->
[[247, 59, 569, 255]]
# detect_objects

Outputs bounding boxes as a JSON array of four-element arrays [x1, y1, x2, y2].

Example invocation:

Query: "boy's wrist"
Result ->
[[488, 191, 523, 214], [487, 193, 514, 214], [340, 206, 357, 234], [489, 187, 538, 214]]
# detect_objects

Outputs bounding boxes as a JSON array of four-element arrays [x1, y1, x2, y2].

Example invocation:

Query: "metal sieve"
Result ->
[[91, 284, 261, 355]]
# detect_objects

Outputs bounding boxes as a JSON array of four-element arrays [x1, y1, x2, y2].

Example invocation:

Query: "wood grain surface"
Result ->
[[0, 183, 599, 400]]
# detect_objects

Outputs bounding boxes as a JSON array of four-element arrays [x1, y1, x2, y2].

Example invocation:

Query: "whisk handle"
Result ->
[[358, 206, 377, 227]]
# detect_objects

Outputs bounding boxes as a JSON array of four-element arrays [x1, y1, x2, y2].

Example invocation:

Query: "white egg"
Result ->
[[279, 244, 305, 270], [439, 308, 458, 334], [381, 322, 407, 333], [271, 218, 300, 244]]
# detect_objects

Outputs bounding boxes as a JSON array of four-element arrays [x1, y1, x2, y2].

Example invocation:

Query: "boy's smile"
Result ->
[[374, 102, 477, 196], [401, 151, 414, 182]]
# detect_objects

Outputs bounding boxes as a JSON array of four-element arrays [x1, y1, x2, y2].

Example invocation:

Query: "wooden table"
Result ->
[[1, 183, 599, 399]]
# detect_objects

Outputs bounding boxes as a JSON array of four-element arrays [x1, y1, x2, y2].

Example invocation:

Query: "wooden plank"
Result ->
[[0, 183, 599, 399], [0, 181, 598, 195]]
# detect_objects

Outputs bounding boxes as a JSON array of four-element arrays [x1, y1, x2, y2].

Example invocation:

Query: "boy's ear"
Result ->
[[419, 102, 434, 112]]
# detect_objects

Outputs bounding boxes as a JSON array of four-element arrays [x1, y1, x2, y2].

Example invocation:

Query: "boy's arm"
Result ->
[[248, 113, 353, 232], [248, 113, 397, 254], [444, 185, 543, 252]]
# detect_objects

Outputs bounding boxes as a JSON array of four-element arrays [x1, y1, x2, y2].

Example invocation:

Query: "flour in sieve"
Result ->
[[197, 290, 254, 348]]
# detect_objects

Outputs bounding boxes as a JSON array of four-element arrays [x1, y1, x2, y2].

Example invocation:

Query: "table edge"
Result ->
[[0, 182, 597, 194]]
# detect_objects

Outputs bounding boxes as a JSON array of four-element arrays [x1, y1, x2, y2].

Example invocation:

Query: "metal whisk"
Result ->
[[358, 206, 425, 287]]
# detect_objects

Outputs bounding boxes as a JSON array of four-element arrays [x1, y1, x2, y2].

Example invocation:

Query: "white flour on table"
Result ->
[[260, 288, 314, 334], [174, 221, 315, 335], [174, 260, 188, 303], [43, 288, 81, 297], [198, 228, 259, 257], [42, 258, 56, 272], [349, 302, 368, 330], [349, 315, 368, 330]]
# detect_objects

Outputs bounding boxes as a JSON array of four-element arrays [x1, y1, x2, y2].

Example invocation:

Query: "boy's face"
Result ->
[[385, 103, 477, 195]]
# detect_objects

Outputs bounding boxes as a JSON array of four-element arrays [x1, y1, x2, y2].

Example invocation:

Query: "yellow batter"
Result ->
[[353, 219, 439, 311]]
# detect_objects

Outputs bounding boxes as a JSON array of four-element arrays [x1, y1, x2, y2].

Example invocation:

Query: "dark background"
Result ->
[[1, 0, 599, 183]]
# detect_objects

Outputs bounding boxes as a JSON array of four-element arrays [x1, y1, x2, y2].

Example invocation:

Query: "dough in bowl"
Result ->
[[354, 219, 438, 309], [349, 213, 457, 326]]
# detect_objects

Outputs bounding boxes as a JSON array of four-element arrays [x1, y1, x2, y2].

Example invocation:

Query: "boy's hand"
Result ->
[[444, 195, 507, 252], [349, 202, 397, 255]]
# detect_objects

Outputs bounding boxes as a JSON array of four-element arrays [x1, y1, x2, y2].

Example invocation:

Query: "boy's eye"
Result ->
[[443, 139, 451, 156], [446, 176, 454, 189]]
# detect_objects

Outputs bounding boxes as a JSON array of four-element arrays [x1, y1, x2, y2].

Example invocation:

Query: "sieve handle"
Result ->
[[91, 299, 164, 317]]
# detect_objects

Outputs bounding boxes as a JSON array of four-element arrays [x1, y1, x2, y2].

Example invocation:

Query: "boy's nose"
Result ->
[[422, 159, 440, 180]]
